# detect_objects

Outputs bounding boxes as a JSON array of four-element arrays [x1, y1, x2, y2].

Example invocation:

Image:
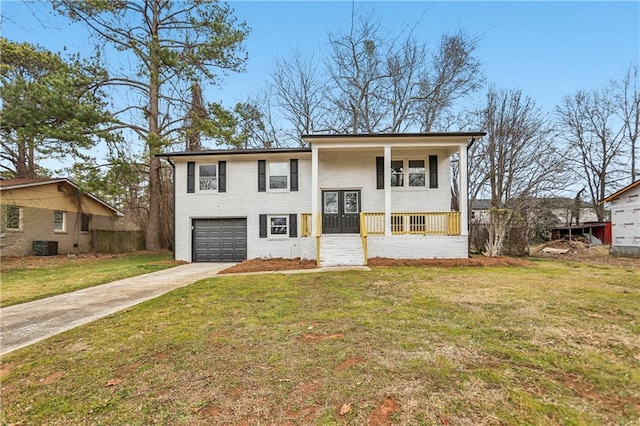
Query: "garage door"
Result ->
[[193, 218, 247, 262]]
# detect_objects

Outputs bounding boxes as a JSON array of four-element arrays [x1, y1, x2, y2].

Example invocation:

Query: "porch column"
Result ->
[[384, 145, 392, 236], [459, 144, 469, 236], [311, 146, 319, 237]]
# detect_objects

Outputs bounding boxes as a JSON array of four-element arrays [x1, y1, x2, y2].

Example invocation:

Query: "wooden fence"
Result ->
[[92, 230, 146, 253]]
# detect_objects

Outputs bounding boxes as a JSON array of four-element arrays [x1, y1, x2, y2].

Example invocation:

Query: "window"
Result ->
[[408, 160, 426, 187], [269, 162, 288, 189], [54, 211, 66, 232], [391, 160, 404, 187], [81, 213, 91, 232], [269, 215, 288, 236], [199, 164, 217, 191], [5, 205, 21, 230]]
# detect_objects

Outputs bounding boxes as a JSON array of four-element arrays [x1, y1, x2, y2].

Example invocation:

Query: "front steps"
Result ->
[[319, 234, 365, 267]]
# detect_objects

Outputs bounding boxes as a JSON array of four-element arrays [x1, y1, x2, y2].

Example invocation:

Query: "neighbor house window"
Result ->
[[408, 160, 426, 187], [269, 215, 288, 237], [5, 205, 21, 230], [81, 213, 91, 232], [269, 162, 288, 189], [54, 211, 66, 232], [199, 164, 217, 191], [391, 160, 404, 187]]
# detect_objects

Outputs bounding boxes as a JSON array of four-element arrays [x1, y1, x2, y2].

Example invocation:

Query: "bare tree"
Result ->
[[556, 88, 627, 220], [270, 49, 326, 144], [613, 63, 640, 183], [414, 33, 484, 132], [474, 88, 560, 256], [326, 9, 391, 133]]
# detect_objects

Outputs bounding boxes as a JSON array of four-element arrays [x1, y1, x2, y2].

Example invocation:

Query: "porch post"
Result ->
[[311, 147, 319, 237], [459, 144, 469, 236], [384, 145, 392, 236]]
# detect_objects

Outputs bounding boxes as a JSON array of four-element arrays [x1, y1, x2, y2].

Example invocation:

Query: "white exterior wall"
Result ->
[[367, 235, 468, 259], [609, 184, 640, 254], [170, 145, 462, 262], [172, 154, 312, 262], [318, 149, 451, 212]]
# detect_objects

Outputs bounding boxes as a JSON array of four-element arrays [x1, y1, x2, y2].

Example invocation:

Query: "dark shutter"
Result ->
[[429, 155, 438, 188], [258, 160, 266, 192], [218, 161, 226, 192], [187, 162, 195, 193], [376, 157, 384, 189], [289, 213, 297, 237], [290, 159, 298, 191], [259, 214, 267, 238]]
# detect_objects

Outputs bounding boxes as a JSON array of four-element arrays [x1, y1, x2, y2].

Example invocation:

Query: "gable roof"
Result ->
[[0, 178, 124, 216], [601, 180, 640, 203]]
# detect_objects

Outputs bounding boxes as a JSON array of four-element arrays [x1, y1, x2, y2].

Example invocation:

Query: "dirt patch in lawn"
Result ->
[[218, 257, 318, 274], [531, 241, 640, 268], [368, 256, 531, 267], [0, 251, 180, 272]]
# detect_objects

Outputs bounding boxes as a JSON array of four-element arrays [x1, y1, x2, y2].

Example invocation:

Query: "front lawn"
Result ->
[[1, 259, 638, 424], [0, 252, 180, 307]]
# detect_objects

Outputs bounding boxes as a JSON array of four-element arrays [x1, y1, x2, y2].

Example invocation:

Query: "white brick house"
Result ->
[[158, 132, 485, 265]]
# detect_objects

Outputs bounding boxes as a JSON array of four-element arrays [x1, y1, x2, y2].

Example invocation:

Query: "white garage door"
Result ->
[[193, 218, 247, 262]]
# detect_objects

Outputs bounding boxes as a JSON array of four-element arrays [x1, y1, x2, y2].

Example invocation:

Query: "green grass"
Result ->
[[0, 252, 179, 307], [1, 260, 639, 425]]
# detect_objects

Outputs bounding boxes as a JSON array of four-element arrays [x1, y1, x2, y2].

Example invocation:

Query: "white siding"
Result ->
[[609, 184, 640, 250], [173, 155, 311, 262]]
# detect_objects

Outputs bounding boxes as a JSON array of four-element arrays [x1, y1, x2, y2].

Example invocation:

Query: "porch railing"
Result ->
[[301, 211, 461, 237], [364, 212, 461, 236]]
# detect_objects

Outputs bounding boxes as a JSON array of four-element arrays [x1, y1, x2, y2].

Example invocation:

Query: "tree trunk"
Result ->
[[145, 5, 162, 251]]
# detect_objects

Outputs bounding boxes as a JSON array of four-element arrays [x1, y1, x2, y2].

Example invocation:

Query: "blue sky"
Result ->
[[2, 1, 639, 122]]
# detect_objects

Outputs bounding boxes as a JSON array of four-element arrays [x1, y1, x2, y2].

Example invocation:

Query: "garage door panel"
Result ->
[[193, 218, 247, 262]]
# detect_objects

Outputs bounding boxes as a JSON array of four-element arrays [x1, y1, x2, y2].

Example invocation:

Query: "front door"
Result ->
[[322, 190, 361, 234]]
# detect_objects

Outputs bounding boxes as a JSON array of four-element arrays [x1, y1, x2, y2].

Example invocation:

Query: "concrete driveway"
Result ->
[[0, 262, 235, 356]]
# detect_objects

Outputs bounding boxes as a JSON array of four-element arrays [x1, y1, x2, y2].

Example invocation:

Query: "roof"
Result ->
[[0, 178, 124, 216], [157, 147, 311, 158], [301, 131, 486, 139], [601, 180, 640, 203]]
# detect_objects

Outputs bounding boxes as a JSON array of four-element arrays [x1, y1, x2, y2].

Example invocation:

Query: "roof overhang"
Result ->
[[0, 178, 124, 217], [601, 179, 640, 203], [157, 148, 312, 160], [302, 132, 486, 150]]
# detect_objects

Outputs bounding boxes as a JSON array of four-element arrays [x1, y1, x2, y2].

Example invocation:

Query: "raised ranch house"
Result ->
[[0, 178, 123, 257], [602, 179, 640, 258], [159, 132, 485, 266]]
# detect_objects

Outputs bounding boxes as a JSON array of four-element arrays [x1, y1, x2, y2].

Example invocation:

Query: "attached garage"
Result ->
[[192, 218, 247, 262]]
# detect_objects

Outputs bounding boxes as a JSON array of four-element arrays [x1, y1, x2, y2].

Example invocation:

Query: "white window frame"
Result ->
[[268, 161, 289, 191], [391, 158, 427, 189], [198, 163, 218, 192], [268, 215, 289, 239], [408, 159, 426, 187], [4, 205, 22, 231], [53, 210, 66, 233]]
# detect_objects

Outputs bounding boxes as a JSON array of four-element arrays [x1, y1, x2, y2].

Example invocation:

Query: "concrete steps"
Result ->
[[319, 235, 365, 266]]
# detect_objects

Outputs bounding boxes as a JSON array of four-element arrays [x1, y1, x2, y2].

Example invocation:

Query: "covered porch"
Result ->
[[300, 132, 485, 265]]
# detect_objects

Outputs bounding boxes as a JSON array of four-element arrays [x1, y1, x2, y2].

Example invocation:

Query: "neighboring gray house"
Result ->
[[158, 132, 485, 266], [470, 197, 599, 226], [602, 180, 640, 258]]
